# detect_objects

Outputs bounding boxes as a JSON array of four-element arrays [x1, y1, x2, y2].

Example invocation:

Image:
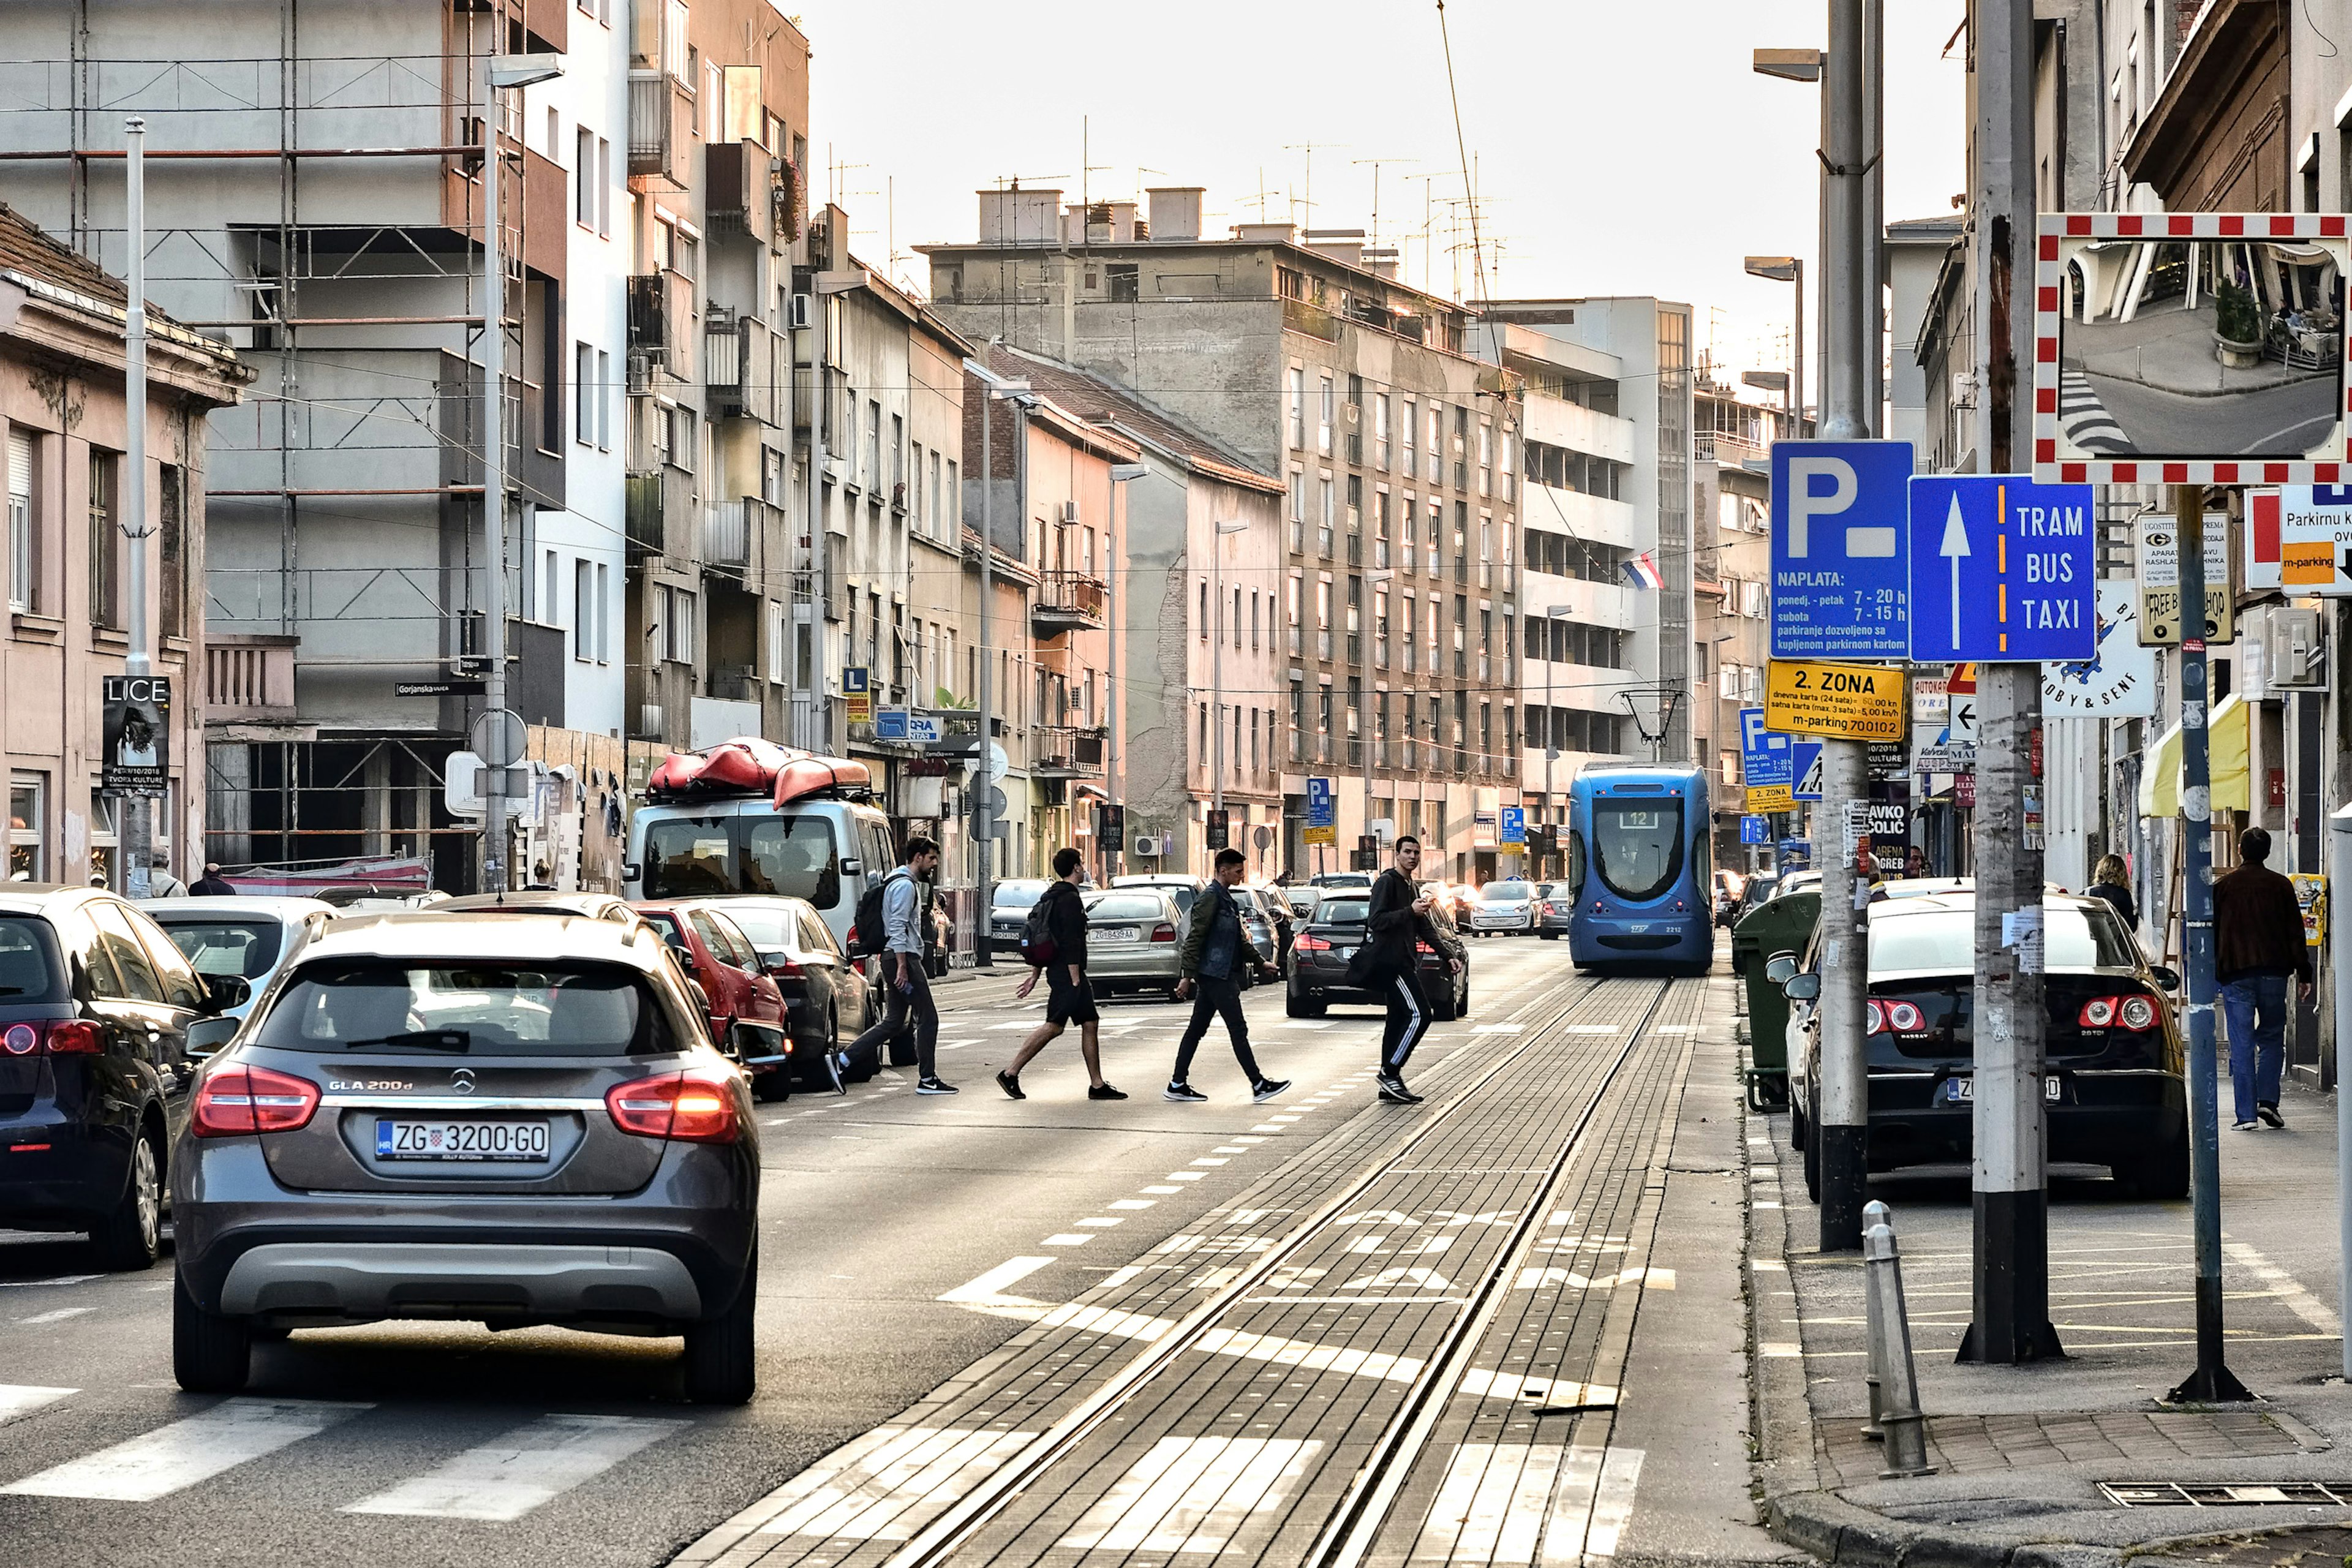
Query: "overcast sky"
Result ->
[[793, 0, 1967, 386]]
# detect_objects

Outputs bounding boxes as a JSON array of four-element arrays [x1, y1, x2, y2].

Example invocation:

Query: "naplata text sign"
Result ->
[[1765, 660, 1908, 742]]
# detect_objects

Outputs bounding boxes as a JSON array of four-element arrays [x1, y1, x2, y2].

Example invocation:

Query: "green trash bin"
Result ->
[[1736, 889, 1820, 1110]]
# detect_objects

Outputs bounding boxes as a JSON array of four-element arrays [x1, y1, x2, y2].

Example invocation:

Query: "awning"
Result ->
[[2137, 693, 2250, 817]]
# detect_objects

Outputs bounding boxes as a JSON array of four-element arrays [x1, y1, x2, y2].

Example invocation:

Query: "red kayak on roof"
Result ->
[[647, 737, 872, 804]]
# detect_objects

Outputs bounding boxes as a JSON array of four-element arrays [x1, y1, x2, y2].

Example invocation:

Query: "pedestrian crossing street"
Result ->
[[0, 1389, 687, 1521]]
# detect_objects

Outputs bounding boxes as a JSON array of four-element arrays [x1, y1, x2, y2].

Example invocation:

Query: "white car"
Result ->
[[145, 895, 338, 1034], [1468, 880, 1537, 935]]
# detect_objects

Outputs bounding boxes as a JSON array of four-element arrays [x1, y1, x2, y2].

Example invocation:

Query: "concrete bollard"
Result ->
[[1864, 1218, 1935, 1477], [1860, 1199, 1888, 1441]]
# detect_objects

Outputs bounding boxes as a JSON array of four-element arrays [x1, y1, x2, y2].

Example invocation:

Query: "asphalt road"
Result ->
[[2082, 366, 2340, 458], [0, 933, 1758, 1568]]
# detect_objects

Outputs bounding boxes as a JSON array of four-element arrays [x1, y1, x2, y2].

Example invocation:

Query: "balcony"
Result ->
[[1031, 725, 1107, 779], [631, 703, 667, 741], [629, 269, 695, 377], [626, 466, 692, 557], [706, 140, 778, 246], [1031, 570, 1107, 636], [706, 309, 782, 424], [627, 72, 694, 192], [704, 500, 749, 568], [205, 635, 299, 726]]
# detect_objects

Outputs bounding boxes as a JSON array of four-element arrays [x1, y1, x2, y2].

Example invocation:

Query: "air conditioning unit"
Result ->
[[1060, 499, 1079, 524], [788, 293, 813, 331], [2271, 606, 2327, 688], [1133, 834, 1164, 857], [1950, 369, 1977, 406]]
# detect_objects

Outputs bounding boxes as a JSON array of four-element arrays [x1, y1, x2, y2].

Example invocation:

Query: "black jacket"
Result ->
[[1036, 878, 1089, 972], [2086, 880, 2137, 931], [1365, 867, 1442, 974]]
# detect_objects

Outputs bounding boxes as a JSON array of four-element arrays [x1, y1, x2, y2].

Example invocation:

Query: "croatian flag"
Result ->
[[1622, 551, 1665, 590]]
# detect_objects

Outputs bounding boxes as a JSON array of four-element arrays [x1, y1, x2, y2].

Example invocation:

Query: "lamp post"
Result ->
[[1107, 462, 1148, 874], [960, 355, 1030, 967], [1744, 256, 1804, 428], [477, 52, 564, 894], [1210, 518, 1250, 824]]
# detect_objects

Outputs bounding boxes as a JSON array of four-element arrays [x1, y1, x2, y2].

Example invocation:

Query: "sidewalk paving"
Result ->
[[1743, 1036, 2352, 1567]]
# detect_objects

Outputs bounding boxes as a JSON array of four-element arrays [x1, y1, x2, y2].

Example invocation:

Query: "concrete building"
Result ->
[[922, 186, 1525, 884], [0, 203, 249, 887]]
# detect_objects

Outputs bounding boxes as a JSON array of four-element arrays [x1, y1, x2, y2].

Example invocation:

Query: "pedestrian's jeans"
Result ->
[[848, 959, 937, 1079], [2219, 973, 2290, 1125]]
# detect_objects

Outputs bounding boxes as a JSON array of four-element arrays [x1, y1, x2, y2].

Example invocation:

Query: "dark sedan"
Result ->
[[689, 895, 876, 1085], [990, 879, 1050, 954], [1284, 891, 1469, 1020]]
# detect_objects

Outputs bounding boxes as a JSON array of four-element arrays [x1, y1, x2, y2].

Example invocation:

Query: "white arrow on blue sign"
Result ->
[[1770, 440, 1917, 660], [1905, 475, 2098, 663]]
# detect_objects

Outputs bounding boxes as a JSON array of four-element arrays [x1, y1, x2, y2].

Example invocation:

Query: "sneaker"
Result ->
[[995, 1069, 1025, 1101], [1088, 1082, 1129, 1101], [2231, 1118, 2260, 1131], [2258, 1102, 2286, 1129], [917, 1076, 959, 1095], [1252, 1078, 1292, 1104], [1378, 1076, 1422, 1105], [1163, 1081, 1208, 1104], [826, 1050, 846, 1096]]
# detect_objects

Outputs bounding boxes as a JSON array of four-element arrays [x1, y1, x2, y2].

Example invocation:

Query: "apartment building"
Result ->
[[923, 186, 1524, 884], [0, 204, 249, 887]]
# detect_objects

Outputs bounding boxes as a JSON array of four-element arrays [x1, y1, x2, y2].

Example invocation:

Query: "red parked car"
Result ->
[[633, 901, 793, 1099]]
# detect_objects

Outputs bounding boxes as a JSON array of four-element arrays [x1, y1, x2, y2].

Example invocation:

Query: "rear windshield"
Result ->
[[992, 883, 1047, 909], [1087, 894, 1164, 921], [1481, 881, 1532, 900], [0, 918, 64, 1002], [1868, 907, 2139, 973], [641, 814, 842, 906], [157, 918, 284, 981], [1319, 899, 1371, 925], [717, 905, 793, 949], [254, 960, 678, 1057]]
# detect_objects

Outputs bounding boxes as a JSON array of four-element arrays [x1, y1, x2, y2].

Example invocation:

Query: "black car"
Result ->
[[990, 879, 1051, 953], [1284, 891, 1469, 1020], [689, 895, 878, 1084], [0, 887, 247, 1270]]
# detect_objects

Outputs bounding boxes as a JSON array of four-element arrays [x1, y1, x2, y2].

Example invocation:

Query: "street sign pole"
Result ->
[[2168, 484, 2252, 1403]]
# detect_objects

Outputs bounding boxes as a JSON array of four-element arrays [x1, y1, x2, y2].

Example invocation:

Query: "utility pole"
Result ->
[[120, 117, 153, 899], [1812, 0, 1875, 1253], [1955, 0, 2061, 1365]]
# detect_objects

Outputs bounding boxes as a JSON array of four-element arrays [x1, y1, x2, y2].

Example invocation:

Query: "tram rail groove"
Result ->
[[876, 973, 1676, 1568]]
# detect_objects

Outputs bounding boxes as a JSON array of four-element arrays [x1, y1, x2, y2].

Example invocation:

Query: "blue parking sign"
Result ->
[[1306, 777, 1335, 829], [1739, 707, 1792, 789], [1770, 440, 1916, 660], [1500, 806, 1525, 845]]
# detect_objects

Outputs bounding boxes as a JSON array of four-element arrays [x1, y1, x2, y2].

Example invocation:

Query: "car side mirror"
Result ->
[[762, 952, 794, 975], [1782, 971, 1821, 1001], [842, 858, 864, 877], [1763, 952, 1797, 986], [185, 1016, 239, 1058], [2149, 965, 2182, 992], [622, 862, 641, 883], [198, 973, 251, 1016], [687, 979, 710, 1013]]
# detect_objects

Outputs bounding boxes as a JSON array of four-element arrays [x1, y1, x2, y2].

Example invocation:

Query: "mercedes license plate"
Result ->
[[1942, 1078, 2060, 1104], [374, 1118, 551, 1161], [1096, 928, 1141, 943]]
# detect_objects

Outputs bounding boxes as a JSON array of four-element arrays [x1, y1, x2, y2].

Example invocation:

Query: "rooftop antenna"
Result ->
[[1243, 166, 1276, 224], [1352, 156, 1418, 258], [1283, 140, 1344, 234]]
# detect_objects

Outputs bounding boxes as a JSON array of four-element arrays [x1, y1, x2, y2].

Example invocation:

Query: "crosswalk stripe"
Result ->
[[753, 1425, 1040, 1540], [342, 1412, 686, 1520], [0, 1397, 372, 1501], [1058, 1435, 1319, 1553], [0, 1384, 75, 1426]]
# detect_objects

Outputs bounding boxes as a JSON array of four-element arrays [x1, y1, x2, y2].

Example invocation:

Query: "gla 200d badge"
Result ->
[[326, 1078, 413, 1092]]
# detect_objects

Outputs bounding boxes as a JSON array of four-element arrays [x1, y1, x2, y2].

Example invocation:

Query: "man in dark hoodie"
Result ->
[[2214, 827, 2313, 1129], [998, 846, 1126, 1101], [1362, 835, 1460, 1104], [1165, 848, 1291, 1104]]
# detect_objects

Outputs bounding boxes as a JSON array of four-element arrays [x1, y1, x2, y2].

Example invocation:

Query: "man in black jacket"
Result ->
[[1363, 835, 1460, 1103], [998, 846, 1126, 1101], [1166, 849, 1290, 1104]]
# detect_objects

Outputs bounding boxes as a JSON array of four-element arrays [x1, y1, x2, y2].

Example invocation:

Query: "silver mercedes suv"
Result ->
[[169, 912, 761, 1403]]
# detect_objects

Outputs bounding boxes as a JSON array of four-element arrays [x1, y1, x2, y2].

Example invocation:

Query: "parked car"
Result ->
[[1245, 885, 1295, 960], [1232, 888, 1281, 979], [632, 902, 794, 1099], [1444, 883, 1481, 924], [1110, 873, 1210, 922], [989, 878, 1051, 954], [146, 895, 337, 1027], [0, 888, 251, 1270], [1284, 889, 1470, 1020], [168, 911, 760, 1403], [1533, 881, 1574, 940], [666, 896, 873, 1086], [1311, 872, 1372, 891], [1731, 873, 1780, 925], [1081, 888, 1188, 999], [1779, 891, 2187, 1199], [1282, 886, 1326, 924], [435, 891, 645, 925], [1468, 879, 1537, 937]]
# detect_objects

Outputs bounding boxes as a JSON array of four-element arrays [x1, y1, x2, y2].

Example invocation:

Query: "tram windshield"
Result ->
[[1591, 799, 1685, 903]]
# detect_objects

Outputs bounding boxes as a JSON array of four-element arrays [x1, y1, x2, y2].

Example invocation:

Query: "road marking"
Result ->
[[1513, 1267, 1675, 1292], [1562, 1024, 1621, 1033], [0, 1385, 74, 1425], [2224, 1242, 2341, 1334], [16, 1306, 95, 1325], [1758, 1342, 1804, 1358], [1142, 1185, 1183, 1195], [1042, 1234, 1098, 1247], [752, 1425, 1041, 1540], [1249, 1124, 1287, 1133], [1211, 1145, 1250, 1154], [342, 1412, 685, 1521], [1455, 1371, 1621, 1408], [1267, 1115, 1302, 1123], [1077, 1218, 1125, 1229], [1230, 1136, 1268, 1144], [1583, 1447, 1646, 1557], [0, 1397, 372, 1500], [937, 1257, 1055, 1306], [1058, 1436, 1320, 1553], [1415, 1442, 1588, 1563]]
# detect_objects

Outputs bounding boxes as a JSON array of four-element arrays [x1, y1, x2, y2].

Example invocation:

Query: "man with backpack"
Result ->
[[1166, 848, 1290, 1104], [997, 846, 1126, 1101], [845, 837, 952, 1094]]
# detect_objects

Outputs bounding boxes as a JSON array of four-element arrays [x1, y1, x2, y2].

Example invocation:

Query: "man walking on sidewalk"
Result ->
[[1359, 835, 1460, 1104], [998, 847, 1126, 1102], [845, 837, 953, 1095], [2214, 826, 2313, 1129], [1166, 848, 1290, 1104]]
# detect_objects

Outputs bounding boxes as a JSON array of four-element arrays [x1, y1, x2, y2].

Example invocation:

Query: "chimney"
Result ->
[[1147, 186, 1204, 242], [1304, 228, 1366, 269], [1233, 222, 1295, 245], [978, 186, 1061, 246]]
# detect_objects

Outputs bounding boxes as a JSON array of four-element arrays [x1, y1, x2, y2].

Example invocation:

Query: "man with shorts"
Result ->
[[998, 846, 1126, 1101]]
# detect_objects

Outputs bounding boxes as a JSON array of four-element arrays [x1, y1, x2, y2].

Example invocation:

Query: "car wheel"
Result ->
[[1540, 932, 1559, 941], [1790, 1092, 1809, 1152], [1801, 1095, 1822, 1204], [2122, 1134, 2191, 1200], [1430, 979, 1457, 1022], [1285, 989, 1325, 1019], [91, 1123, 164, 1271], [682, 1249, 757, 1406], [173, 1270, 251, 1393]]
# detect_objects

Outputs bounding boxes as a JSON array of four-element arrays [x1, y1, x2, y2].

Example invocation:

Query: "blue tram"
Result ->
[[1566, 762, 1714, 974]]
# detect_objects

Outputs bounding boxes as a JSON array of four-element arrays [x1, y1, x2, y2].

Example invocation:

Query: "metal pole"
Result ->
[[973, 382, 993, 967], [1106, 472, 1121, 876], [2332, 799, 2352, 1381], [1213, 538, 1226, 817], [2168, 485, 2252, 1401], [480, 85, 508, 894], [808, 291, 829, 753], [1793, 260, 1806, 429], [1863, 0, 1884, 432], [1816, 0, 1872, 1251], [121, 117, 153, 897], [1864, 1218, 1934, 1477]]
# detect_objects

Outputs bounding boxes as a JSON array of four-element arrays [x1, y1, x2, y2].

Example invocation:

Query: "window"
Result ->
[[1199, 579, 1208, 639], [597, 137, 612, 235], [7, 429, 32, 613], [596, 350, 612, 447], [704, 60, 723, 140], [576, 126, 596, 225], [1478, 421, 1493, 496], [1401, 399, 1417, 477], [9, 772, 43, 881], [595, 562, 610, 662], [159, 464, 185, 638], [1376, 393, 1391, 469], [1288, 366, 1306, 449], [663, 0, 689, 80], [865, 398, 882, 489], [1317, 374, 1334, 454], [1318, 475, 1334, 556], [929, 451, 943, 538], [576, 341, 595, 442], [1288, 469, 1306, 551], [87, 449, 118, 630], [543, 549, 559, 627], [574, 559, 594, 661]]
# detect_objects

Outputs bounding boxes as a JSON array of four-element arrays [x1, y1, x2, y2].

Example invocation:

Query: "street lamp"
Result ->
[[1744, 256, 1804, 429], [1542, 603, 1572, 873], [478, 51, 563, 892], [1106, 462, 1148, 874], [960, 355, 1031, 966]]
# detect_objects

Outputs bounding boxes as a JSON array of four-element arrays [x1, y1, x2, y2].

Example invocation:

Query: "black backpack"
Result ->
[[849, 870, 905, 959], [1019, 894, 1058, 968]]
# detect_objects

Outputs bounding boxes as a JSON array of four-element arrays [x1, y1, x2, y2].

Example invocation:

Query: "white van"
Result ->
[[624, 791, 897, 952]]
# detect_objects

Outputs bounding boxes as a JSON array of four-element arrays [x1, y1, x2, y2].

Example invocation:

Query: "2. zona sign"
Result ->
[[1765, 660, 1907, 742]]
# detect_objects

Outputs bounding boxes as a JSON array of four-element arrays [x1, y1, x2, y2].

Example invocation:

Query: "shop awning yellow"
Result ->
[[2137, 693, 2250, 817]]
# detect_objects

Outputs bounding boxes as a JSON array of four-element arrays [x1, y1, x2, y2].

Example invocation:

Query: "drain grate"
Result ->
[[2103, 1481, 2352, 1508]]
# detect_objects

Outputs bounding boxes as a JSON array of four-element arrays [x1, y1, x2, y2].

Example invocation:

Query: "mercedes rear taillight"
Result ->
[[605, 1068, 741, 1143], [192, 1064, 321, 1137]]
